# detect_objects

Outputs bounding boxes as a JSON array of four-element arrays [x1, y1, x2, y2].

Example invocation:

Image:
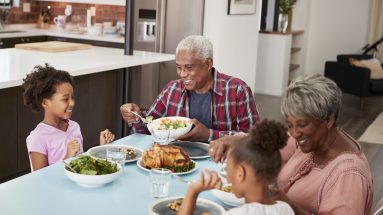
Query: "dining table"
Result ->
[[0, 134, 227, 215]]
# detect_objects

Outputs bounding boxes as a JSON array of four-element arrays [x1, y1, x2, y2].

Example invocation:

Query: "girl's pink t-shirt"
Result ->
[[27, 120, 84, 165]]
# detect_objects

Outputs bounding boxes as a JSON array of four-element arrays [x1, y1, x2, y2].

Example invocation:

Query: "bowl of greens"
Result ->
[[147, 116, 192, 142], [64, 155, 122, 188]]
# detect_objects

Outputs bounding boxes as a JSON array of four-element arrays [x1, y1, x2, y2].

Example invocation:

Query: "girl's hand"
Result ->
[[189, 170, 222, 194], [65, 138, 80, 158], [100, 129, 115, 145]]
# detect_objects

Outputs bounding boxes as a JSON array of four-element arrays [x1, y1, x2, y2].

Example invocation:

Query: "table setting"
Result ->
[[0, 116, 241, 215]]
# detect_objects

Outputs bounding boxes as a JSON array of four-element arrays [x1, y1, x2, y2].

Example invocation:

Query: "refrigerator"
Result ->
[[129, 0, 205, 108]]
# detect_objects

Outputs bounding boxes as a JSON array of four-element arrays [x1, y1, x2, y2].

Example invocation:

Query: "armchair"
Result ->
[[324, 54, 383, 110]]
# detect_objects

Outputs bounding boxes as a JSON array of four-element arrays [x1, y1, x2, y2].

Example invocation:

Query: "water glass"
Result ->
[[150, 168, 171, 198], [106, 147, 125, 167]]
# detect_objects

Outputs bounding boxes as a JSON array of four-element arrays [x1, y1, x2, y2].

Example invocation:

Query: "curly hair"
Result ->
[[230, 119, 288, 183], [22, 63, 73, 112]]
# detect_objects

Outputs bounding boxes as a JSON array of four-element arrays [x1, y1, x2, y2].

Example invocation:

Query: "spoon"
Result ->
[[128, 110, 153, 124], [63, 160, 77, 173]]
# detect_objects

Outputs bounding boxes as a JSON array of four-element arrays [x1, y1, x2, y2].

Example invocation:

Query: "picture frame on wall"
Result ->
[[228, 0, 257, 15]]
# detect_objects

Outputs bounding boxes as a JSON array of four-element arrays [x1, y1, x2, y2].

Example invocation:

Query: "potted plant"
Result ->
[[278, 0, 297, 32]]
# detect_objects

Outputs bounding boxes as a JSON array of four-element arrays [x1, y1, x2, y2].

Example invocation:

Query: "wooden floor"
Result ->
[[255, 93, 383, 212]]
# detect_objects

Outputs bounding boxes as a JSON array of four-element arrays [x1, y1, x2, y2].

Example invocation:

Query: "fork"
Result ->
[[172, 173, 191, 184]]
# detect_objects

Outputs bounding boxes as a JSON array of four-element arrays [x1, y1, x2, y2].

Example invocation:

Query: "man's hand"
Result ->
[[177, 119, 210, 142], [120, 103, 141, 125]]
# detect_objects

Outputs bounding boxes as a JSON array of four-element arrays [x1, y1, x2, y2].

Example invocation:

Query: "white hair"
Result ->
[[175, 35, 213, 60]]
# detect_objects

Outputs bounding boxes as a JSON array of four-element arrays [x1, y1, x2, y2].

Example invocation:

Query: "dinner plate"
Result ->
[[136, 158, 198, 175], [87, 145, 143, 163], [148, 196, 225, 215], [168, 141, 210, 159]]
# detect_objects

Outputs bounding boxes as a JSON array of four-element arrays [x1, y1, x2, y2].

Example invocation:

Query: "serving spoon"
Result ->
[[63, 160, 77, 173]]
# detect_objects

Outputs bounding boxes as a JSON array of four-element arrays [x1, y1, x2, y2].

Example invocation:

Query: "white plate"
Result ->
[[211, 185, 245, 207], [148, 196, 225, 215], [87, 145, 143, 163], [168, 141, 210, 159], [136, 158, 198, 175]]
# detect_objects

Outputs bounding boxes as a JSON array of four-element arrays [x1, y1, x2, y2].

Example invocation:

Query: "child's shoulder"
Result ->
[[223, 201, 294, 215]]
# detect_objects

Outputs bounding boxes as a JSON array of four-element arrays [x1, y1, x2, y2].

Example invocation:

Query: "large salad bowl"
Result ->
[[147, 116, 192, 142]]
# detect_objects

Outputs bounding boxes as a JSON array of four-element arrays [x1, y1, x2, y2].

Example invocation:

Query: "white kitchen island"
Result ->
[[0, 46, 174, 89], [0, 46, 174, 183]]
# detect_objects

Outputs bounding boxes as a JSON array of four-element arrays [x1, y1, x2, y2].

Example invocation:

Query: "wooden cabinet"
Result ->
[[0, 87, 18, 180], [0, 36, 47, 49]]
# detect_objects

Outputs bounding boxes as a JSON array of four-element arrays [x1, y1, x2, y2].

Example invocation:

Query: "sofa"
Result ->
[[324, 54, 383, 109]]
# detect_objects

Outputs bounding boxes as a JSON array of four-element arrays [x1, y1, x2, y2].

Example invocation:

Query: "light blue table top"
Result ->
[[0, 134, 226, 215]]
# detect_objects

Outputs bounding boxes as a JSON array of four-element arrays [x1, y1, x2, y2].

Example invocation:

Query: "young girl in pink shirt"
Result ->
[[22, 64, 115, 171], [178, 119, 294, 215]]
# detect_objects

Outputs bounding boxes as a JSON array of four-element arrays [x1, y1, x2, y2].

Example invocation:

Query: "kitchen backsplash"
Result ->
[[7, 0, 126, 25]]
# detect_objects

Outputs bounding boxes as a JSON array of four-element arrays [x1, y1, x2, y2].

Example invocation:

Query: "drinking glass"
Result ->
[[218, 130, 237, 175], [150, 168, 171, 198], [106, 147, 125, 169]]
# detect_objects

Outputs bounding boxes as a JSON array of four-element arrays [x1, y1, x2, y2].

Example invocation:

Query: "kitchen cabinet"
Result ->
[[0, 87, 18, 181], [0, 69, 124, 183], [47, 36, 124, 49], [0, 36, 47, 49]]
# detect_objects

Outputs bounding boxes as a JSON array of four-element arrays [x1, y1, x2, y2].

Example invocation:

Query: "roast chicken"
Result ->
[[142, 144, 191, 169]]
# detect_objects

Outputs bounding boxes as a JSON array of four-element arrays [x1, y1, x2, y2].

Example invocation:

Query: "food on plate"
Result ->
[[67, 155, 118, 175], [125, 148, 137, 159], [142, 144, 195, 172], [167, 198, 183, 212], [156, 118, 189, 130]]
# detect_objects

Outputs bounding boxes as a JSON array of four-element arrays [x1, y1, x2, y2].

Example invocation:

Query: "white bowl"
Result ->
[[211, 184, 245, 207], [147, 116, 192, 142], [64, 163, 122, 188]]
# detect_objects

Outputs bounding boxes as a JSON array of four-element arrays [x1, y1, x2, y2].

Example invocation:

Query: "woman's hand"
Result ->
[[65, 138, 81, 158], [209, 134, 248, 163], [100, 129, 115, 145], [120, 103, 141, 125]]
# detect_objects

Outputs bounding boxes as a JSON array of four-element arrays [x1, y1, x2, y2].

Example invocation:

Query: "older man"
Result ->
[[120, 35, 259, 142]]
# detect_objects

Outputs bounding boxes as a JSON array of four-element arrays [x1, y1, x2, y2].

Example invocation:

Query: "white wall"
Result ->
[[203, 0, 262, 92], [304, 0, 371, 75]]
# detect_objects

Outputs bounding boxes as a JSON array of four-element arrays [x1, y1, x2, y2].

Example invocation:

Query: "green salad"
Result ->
[[67, 155, 118, 175], [163, 162, 195, 173]]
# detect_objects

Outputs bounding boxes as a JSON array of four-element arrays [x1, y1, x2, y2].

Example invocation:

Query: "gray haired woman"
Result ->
[[276, 74, 373, 214], [209, 74, 373, 214]]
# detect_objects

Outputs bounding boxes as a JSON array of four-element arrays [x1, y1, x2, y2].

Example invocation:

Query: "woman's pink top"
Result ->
[[278, 131, 373, 214]]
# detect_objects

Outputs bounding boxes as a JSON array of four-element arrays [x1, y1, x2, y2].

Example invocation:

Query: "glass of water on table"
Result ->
[[150, 168, 171, 198], [106, 147, 125, 172], [218, 130, 238, 177]]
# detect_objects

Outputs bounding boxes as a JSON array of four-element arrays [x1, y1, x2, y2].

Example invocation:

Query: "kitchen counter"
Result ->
[[0, 46, 174, 182], [0, 47, 174, 89], [0, 24, 124, 43]]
